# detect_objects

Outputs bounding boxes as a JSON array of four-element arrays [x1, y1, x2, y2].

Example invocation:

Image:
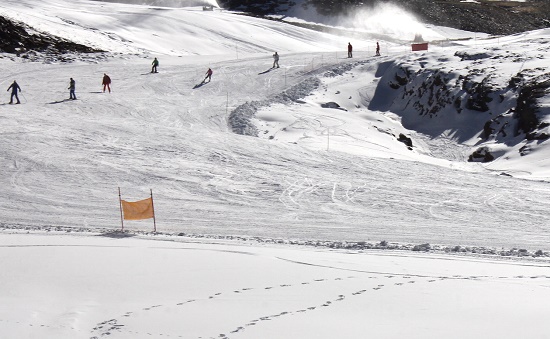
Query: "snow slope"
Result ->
[[2, 0, 550, 250], [2, 0, 550, 338], [0, 0, 348, 56]]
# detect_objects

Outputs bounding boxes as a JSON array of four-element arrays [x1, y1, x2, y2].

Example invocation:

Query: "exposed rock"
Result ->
[[454, 51, 491, 61], [397, 134, 413, 150], [464, 76, 494, 113], [514, 76, 550, 136], [0, 15, 103, 59], [468, 147, 494, 162], [412, 243, 431, 252], [519, 144, 532, 156], [321, 102, 341, 109]]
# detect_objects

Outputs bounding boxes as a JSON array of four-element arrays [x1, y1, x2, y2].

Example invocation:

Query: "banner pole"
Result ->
[[150, 189, 157, 233], [118, 187, 124, 231]]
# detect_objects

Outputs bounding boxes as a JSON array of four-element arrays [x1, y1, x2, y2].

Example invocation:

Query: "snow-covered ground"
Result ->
[[1, 231, 550, 339], [1, 0, 550, 337]]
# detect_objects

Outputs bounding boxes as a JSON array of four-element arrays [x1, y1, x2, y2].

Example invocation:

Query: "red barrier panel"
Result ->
[[412, 43, 429, 51]]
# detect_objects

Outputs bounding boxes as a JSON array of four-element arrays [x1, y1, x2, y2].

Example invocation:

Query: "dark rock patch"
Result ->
[[397, 133, 413, 150], [321, 102, 341, 109], [0, 15, 103, 59], [468, 147, 494, 162]]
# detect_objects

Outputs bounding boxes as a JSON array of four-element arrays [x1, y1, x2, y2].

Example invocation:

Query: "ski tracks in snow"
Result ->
[[279, 178, 370, 209]]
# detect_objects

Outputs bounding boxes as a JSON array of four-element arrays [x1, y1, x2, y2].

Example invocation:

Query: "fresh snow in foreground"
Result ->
[[1, 232, 549, 339]]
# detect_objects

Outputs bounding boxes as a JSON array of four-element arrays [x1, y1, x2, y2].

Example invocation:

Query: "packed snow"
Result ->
[[1, 0, 550, 338]]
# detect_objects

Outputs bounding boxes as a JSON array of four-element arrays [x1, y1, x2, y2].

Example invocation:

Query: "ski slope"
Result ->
[[1, 1, 550, 337], [1, 0, 550, 250]]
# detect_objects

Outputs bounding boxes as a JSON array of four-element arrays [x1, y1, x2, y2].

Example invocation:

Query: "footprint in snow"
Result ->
[[231, 327, 244, 333], [176, 299, 195, 306]]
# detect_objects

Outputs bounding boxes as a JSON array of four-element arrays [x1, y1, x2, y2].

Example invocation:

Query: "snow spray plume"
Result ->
[[95, 0, 220, 8], [341, 3, 427, 42]]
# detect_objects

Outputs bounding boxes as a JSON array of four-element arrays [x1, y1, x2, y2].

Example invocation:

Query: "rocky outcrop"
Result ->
[[375, 53, 550, 163], [482, 72, 550, 145], [468, 147, 494, 162], [0, 16, 102, 59], [397, 134, 413, 150]]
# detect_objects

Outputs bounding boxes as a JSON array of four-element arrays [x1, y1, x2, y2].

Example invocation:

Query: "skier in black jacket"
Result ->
[[7, 80, 21, 104], [68, 78, 77, 100], [151, 57, 159, 73]]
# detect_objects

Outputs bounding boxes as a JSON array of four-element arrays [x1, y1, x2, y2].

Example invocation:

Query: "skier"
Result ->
[[376, 41, 380, 56], [68, 78, 77, 100], [348, 42, 353, 58], [272, 52, 280, 68], [203, 68, 213, 83], [151, 57, 159, 73], [7, 80, 21, 104], [102, 73, 111, 93]]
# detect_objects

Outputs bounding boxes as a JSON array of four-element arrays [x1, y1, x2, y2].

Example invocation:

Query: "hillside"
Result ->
[[1, 2, 550, 338], [218, 0, 550, 36], [1, 0, 550, 251]]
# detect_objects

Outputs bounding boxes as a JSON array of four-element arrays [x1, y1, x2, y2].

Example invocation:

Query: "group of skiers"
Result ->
[[348, 41, 380, 58], [6, 43, 381, 104], [5, 74, 108, 104], [5, 60, 213, 104]]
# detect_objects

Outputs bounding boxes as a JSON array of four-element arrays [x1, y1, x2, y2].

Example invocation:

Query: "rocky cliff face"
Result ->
[[369, 43, 550, 163]]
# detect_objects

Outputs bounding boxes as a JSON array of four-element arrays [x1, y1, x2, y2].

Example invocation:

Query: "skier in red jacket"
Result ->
[[102, 73, 111, 93], [203, 68, 213, 83]]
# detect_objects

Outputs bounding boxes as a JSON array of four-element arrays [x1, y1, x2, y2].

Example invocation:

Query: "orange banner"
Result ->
[[121, 198, 154, 220]]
